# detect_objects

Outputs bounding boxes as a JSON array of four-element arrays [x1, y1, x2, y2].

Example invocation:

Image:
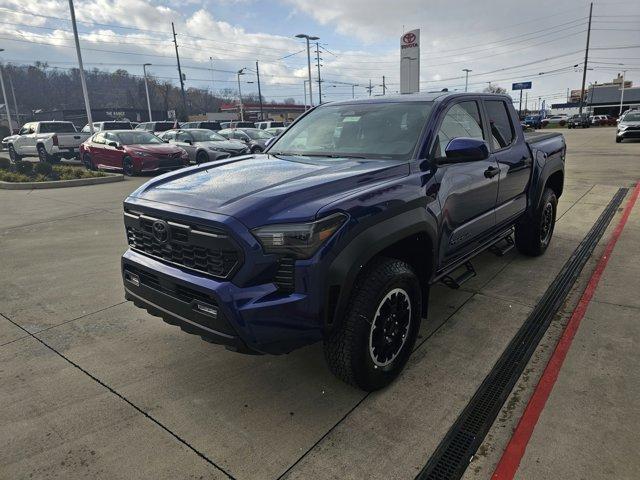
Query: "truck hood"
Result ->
[[128, 153, 409, 228]]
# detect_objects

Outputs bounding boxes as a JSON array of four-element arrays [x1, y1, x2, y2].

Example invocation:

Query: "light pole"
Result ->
[[619, 70, 627, 116], [67, 0, 94, 133], [237, 68, 245, 121], [352, 83, 359, 99], [295, 34, 319, 107], [303, 80, 308, 110], [0, 49, 13, 133], [463, 69, 472, 92], [143, 63, 153, 122]]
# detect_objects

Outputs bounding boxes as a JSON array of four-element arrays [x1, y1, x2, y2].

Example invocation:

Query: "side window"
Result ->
[[434, 101, 484, 158], [104, 133, 116, 144], [485, 100, 515, 150], [93, 133, 106, 144], [176, 131, 191, 143], [163, 131, 176, 141]]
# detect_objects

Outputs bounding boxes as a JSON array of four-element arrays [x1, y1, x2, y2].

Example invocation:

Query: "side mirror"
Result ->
[[184, 139, 192, 145], [108, 141, 122, 149], [441, 137, 489, 164]]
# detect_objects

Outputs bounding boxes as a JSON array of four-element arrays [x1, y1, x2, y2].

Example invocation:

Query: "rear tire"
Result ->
[[515, 187, 557, 256], [83, 153, 95, 171], [616, 137, 622, 143], [251, 146, 262, 154], [323, 257, 422, 391], [8, 145, 21, 164], [37, 144, 51, 163]]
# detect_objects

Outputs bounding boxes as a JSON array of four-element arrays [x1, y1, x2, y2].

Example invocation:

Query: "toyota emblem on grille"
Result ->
[[152, 220, 170, 244]]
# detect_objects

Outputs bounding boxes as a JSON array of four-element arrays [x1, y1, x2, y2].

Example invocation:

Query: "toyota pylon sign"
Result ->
[[400, 29, 420, 94]]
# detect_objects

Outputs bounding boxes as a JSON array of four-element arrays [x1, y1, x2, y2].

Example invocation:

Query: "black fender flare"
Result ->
[[324, 207, 437, 330]]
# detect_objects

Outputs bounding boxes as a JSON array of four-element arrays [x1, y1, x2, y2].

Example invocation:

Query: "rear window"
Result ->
[[153, 122, 175, 132], [39, 122, 76, 134], [103, 122, 132, 130], [485, 100, 515, 150], [199, 122, 222, 130]]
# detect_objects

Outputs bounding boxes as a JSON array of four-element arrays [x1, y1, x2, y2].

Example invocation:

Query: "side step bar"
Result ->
[[441, 261, 476, 289], [489, 234, 515, 256]]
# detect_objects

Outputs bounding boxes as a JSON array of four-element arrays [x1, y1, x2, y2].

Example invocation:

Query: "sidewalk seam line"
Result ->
[[0, 310, 237, 480]]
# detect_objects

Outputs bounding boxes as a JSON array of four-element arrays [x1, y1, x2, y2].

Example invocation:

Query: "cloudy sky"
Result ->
[[0, 0, 638, 106]]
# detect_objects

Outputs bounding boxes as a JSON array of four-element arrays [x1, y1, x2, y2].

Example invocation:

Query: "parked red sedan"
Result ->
[[80, 130, 189, 176]]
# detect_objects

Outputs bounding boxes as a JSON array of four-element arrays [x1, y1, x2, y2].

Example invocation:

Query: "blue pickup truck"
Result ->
[[121, 92, 565, 391]]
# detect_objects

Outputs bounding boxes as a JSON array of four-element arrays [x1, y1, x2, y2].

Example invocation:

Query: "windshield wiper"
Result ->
[[270, 151, 366, 159]]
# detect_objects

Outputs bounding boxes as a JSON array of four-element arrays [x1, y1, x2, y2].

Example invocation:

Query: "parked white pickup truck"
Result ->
[[7, 121, 90, 163]]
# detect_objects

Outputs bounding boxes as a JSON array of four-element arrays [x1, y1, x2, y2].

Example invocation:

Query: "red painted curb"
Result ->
[[492, 181, 640, 480]]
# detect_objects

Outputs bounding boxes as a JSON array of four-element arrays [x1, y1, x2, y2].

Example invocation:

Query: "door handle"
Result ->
[[484, 166, 500, 178]]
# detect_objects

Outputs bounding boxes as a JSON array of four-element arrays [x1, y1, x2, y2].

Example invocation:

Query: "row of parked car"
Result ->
[[2, 119, 288, 175], [523, 113, 619, 129]]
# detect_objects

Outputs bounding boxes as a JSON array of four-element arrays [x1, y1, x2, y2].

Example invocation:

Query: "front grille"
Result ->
[[125, 211, 241, 279], [125, 265, 213, 305]]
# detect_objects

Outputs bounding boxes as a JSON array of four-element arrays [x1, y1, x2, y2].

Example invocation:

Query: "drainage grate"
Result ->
[[417, 188, 628, 480]]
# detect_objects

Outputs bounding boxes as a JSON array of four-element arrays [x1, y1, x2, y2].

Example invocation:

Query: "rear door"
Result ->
[[88, 132, 108, 167], [102, 132, 123, 168], [433, 99, 500, 265], [175, 131, 196, 162], [483, 99, 531, 227]]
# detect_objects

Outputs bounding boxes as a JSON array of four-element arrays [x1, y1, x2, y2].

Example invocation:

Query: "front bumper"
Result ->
[[122, 249, 322, 354], [617, 129, 640, 139]]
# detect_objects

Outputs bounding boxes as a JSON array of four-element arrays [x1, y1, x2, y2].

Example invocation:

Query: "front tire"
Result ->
[[251, 146, 263, 154], [323, 257, 422, 391], [122, 156, 136, 176], [196, 151, 209, 164], [515, 187, 557, 256], [8, 145, 21, 164], [616, 137, 622, 143]]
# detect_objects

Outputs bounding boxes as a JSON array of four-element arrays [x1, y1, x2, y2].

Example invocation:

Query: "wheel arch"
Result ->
[[325, 208, 437, 329]]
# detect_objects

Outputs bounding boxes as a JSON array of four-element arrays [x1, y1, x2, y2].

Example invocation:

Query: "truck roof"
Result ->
[[326, 91, 512, 106]]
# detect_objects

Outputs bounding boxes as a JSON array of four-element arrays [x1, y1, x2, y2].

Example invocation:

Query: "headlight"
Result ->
[[618, 125, 628, 131], [133, 151, 152, 157], [252, 213, 348, 259]]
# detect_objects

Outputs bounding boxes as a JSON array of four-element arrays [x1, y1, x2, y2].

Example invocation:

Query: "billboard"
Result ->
[[400, 29, 420, 94]]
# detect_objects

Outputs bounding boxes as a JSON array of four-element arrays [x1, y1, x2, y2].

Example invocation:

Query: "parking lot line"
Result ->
[[491, 180, 640, 480]]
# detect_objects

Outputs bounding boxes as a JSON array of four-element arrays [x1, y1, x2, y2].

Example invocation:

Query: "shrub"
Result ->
[[15, 161, 33, 175], [33, 162, 53, 176], [0, 171, 31, 182], [0, 157, 11, 171]]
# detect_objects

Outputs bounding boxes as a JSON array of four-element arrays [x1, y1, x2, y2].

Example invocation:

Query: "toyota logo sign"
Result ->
[[403, 32, 416, 44], [152, 220, 170, 244]]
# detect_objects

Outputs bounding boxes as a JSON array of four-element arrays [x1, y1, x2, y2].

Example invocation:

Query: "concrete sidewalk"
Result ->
[[512, 187, 640, 480]]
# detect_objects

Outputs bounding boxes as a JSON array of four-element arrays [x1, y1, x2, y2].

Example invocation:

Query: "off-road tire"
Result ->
[[323, 257, 422, 391], [8, 145, 21, 164], [515, 187, 557, 256]]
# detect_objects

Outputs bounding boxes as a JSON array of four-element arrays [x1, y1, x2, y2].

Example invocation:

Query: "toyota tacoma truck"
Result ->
[[121, 92, 565, 391], [7, 121, 90, 163]]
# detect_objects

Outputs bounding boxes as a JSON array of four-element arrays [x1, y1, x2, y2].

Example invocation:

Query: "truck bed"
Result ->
[[524, 131, 563, 144]]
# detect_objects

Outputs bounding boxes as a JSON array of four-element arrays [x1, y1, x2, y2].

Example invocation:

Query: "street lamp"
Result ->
[[0, 49, 13, 133], [295, 33, 319, 107], [237, 68, 245, 121], [143, 63, 153, 122], [463, 69, 472, 92]]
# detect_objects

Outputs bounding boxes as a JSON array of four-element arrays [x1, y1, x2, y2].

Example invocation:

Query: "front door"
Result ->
[[175, 131, 196, 162], [432, 100, 500, 267]]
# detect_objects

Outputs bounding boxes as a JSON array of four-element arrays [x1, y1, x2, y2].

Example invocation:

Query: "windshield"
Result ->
[[271, 101, 433, 159], [243, 129, 274, 140], [114, 131, 163, 145], [189, 130, 227, 142], [623, 113, 640, 122], [39, 122, 76, 134]]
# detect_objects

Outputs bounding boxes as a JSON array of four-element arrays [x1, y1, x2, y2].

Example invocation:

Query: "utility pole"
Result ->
[[237, 68, 245, 121], [295, 34, 319, 107], [579, 2, 593, 115], [143, 63, 153, 122], [463, 69, 472, 92], [525, 91, 528, 115], [366, 79, 373, 96], [619, 70, 627, 116], [351, 83, 359, 99], [256, 61, 264, 121], [172, 22, 187, 119], [8, 75, 19, 125], [209, 57, 215, 94], [382, 76, 387, 95], [518, 89, 523, 117], [67, 0, 93, 133], [0, 57, 12, 133], [315, 42, 322, 105]]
